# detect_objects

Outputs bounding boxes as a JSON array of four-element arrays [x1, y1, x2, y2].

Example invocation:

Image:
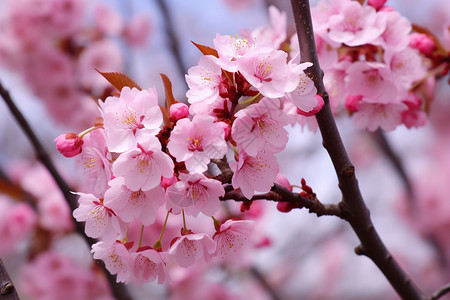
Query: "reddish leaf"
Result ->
[[160, 74, 176, 111], [96, 70, 142, 91], [159, 105, 171, 127], [191, 41, 219, 58]]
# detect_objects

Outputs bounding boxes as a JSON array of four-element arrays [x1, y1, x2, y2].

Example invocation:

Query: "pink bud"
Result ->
[[276, 174, 292, 191], [409, 33, 436, 56], [54, 133, 83, 157], [216, 121, 231, 140], [169, 102, 189, 121], [276, 202, 292, 213], [345, 95, 363, 112], [368, 0, 387, 11], [160, 175, 178, 190]]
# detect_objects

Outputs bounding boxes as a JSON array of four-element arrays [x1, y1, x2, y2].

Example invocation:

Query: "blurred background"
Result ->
[[0, 0, 449, 299]]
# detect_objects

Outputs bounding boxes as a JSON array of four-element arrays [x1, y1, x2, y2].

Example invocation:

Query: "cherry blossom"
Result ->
[[132, 247, 167, 285], [100, 86, 162, 153], [230, 150, 279, 199], [92, 241, 134, 283], [54, 132, 83, 157], [167, 115, 228, 173], [166, 173, 224, 217], [352, 101, 407, 131], [213, 33, 256, 72], [232, 97, 289, 156], [213, 219, 254, 262], [168, 232, 216, 268], [112, 135, 174, 191], [72, 192, 122, 242]]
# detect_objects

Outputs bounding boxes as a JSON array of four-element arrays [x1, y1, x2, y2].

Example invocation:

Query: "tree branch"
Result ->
[[290, 1, 424, 299], [0, 81, 133, 300], [427, 283, 450, 300], [0, 259, 20, 300]]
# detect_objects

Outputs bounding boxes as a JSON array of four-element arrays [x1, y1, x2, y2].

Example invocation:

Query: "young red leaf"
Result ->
[[191, 41, 219, 58], [160, 74, 176, 110], [96, 70, 142, 91]]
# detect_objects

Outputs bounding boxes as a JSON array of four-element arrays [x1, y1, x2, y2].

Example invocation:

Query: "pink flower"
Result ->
[[251, 6, 287, 49], [92, 241, 133, 283], [237, 48, 299, 98], [104, 177, 165, 226], [132, 248, 167, 285], [384, 48, 426, 90], [368, 0, 387, 11], [168, 233, 216, 268], [213, 34, 255, 72], [54, 133, 83, 157], [353, 101, 407, 131], [167, 115, 228, 173], [345, 61, 399, 103], [123, 15, 152, 47], [170, 102, 189, 121], [232, 98, 289, 156], [166, 173, 224, 217], [100, 86, 162, 153], [230, 150, 279, 199], [327, 1, 386, 46], [112, 135, 174, 191], [76, 129, 112, 197], [93, 3, 123, 36], [375, 10, 411, 51], [213, 219, 254, 262], [72, 192, 121, 242], [186, 55, 224, 105]]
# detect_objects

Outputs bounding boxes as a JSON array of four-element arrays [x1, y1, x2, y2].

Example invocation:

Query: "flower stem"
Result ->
[[78, 126, 100, 138], [182, 210, 188, 233], [138, 225, 145, 248], [153, 211, 170, 250]]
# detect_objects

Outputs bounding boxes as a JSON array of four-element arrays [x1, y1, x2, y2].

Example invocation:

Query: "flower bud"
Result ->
[[216, 121, 231, 140], [345, 95, 363, 113], [409, 33, 436, 57], [368, 0, 387, 11], [54, 133, 83, 157], [169, 102, 189, 121]]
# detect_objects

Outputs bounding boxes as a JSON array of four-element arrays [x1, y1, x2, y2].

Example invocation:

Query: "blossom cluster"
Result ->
[[307, 0, 439, 131], [0, 0, 150, 128], [53, 5, 325, 285]]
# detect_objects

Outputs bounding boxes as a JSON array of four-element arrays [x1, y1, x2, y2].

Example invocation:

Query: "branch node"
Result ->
[[1, 282, 14, 295], [339, 164, 355, 178], [354, 245, 366, 256]]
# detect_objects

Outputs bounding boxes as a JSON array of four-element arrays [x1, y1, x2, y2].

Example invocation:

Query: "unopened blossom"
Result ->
[[104, 177, 165, 226], [54, 133, 83, 157], [73, 192, 122, 242], [132, 247, 167, 285], [166, 173, 224, 217], [186, 55, 224, 105], [232, 97, 289, 156], [112, 135, 174, 191], [92, 241, 133, 283], [213, 219, 254, 262], [170, 102, 189, 121], [327, 0, 386, 47], [167, 115, 227, 173], [237, 48, 299, 98], [409, 33, 436, 56], [230, 150, 279, 199], [100, 86, 162, 153], [76, 129, 112, 197], [168, 232, 216, 268]]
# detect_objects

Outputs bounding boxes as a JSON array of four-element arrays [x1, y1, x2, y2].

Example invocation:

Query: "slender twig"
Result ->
[[372, 130, 415, 204], [0, 259, 20, 300], [427, 283, 450, 300], [155, 0, 188, 78], [290, 1, 424, 299], [249, 266, 282, 300], [0, 81, 133, 300]]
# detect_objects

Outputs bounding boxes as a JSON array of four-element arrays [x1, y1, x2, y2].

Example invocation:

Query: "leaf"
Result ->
[[191, 41, 219, 58], [159, 105, 171, 127], [96, 70, 142, 91], [160, 73, 177, 110]]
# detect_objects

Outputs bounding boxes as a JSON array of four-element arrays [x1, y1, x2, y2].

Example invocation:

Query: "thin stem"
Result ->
[[249, 266, 282, 300], [427, 283, 450, 300], [0, 81, 133, 300], [78, 126, 101, 138], [156, 211, 171, 244], [138, 225, 145, 248], [290, 1, 424, 299], [182, 210, 188, 232]]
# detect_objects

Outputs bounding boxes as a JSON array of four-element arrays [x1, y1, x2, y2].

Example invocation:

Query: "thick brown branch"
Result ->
[[290, 1, 424, 299], [0, 81, 132, 300], [0, 259, 20, 300]]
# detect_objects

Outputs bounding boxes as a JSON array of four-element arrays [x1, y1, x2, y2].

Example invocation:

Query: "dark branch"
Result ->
[[290, 1, 424, 299], [0, 259, 20, 300], [0, 81, 133, 300], [427, 283, 450, 300]]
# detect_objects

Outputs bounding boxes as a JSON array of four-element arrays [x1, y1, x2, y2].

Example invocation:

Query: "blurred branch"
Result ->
[[155, 0, 188, 78], [427, 283, 450, 300], [372, 130, 415, 204], [249, 266, 282, 300], [0, 81, 133, 300], [290, 1, 424, 299], [0, 259, 20, 300]]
